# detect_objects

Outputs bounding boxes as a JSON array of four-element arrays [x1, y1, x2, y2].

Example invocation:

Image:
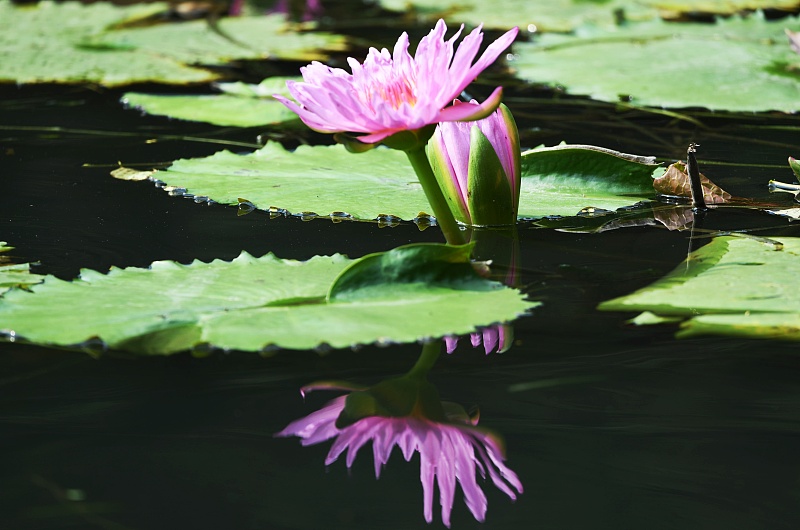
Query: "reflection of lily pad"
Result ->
[[512, 14, 800, 112], [0, 243, 45, 295], [599, 236, 800, 340], [0, 1, 346, 86], [0, 244, 536, 355], [122, 78, 302, 127], [117, 143, 659, 221]]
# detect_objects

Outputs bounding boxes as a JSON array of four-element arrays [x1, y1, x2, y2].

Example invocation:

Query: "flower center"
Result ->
[[376, 77, 417, 109], [355, 61, 418, 111]]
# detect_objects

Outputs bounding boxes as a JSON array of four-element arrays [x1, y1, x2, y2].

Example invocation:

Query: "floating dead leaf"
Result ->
[[111, 167, 155, 181], [653, 161, 731, 204]]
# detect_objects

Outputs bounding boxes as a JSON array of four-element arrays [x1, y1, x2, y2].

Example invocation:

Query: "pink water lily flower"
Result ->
[[276, 381, 522, 527], [274, 20, 519, 144]]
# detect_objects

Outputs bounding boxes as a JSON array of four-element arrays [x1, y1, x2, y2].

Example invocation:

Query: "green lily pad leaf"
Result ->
[[129, 142, 659, 222], [518, 144, 659, 217], [0, 244, 536, 355], [512, 13, 800, 112], [643, 0, 800, 17], [0, 1, 346, 86], [122, 78, 301, 127], [377, 0, 659, 32], [598, 235, 800, 340]]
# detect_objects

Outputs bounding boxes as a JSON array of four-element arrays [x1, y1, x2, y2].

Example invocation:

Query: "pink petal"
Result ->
[[463, 27, 519, 89], [434, 87, 503, 124]]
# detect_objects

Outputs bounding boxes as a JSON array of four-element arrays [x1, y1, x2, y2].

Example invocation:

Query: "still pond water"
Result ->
[[2, 9, 800, 530]]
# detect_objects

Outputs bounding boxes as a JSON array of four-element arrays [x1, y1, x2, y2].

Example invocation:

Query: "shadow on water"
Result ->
[[2, 13, 800, 530]]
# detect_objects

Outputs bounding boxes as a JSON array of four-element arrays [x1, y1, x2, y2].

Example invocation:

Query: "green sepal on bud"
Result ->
[[789, 156, 800, 182], [426, 102, 521, 227], [467, 126, 515, 226]]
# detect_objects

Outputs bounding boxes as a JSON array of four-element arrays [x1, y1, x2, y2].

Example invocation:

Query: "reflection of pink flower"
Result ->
[[277, 384, 522, 527], [274, 20, 518, 144], [446, 323, 512, 355]]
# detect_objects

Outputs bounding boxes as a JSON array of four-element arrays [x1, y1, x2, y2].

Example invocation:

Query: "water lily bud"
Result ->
[[428, 102, 521, 226]]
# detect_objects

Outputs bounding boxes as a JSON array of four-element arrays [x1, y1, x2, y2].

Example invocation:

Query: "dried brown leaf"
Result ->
[[653, 161, 732, 204]]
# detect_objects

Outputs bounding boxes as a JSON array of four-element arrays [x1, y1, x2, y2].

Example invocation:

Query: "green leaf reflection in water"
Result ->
[[599, 235, 800, 340], [0, 244, 536, 355]]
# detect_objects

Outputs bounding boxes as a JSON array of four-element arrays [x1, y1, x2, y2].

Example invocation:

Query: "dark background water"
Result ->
[[2, 6, 800, 529]]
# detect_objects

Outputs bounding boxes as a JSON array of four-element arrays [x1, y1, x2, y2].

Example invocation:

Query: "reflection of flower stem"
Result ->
[[407, 340, 442, 378], [405, 147, 466, 245]]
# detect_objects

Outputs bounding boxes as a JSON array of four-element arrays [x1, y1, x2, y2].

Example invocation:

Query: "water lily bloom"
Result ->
[[274, 20, 519, 144], [428, 101, 521, 226], [276, 377, 522, 527]]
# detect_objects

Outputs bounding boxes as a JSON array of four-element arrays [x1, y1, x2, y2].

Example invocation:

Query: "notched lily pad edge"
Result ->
[[0, 316, 535, 358], [110, 166, 440, 229], [0, 293, 535, 357]]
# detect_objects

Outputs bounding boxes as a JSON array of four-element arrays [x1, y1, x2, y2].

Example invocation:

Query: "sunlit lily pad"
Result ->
[[120, 143, 659, 221], [0, 244, 536, 355], [511, 13, 800, 112], [598, 235, 800, 340], [642, 0, 800, 17], [0, 1, 346, 86], [122, 78, 301, 127], [377, 0, 659, 32]]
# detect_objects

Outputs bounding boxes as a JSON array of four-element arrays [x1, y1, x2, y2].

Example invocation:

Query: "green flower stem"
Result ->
[[407, 340, 442, 378], [405, 147, 466, 245]]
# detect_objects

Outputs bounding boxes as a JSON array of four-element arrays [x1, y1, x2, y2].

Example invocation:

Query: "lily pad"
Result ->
[[511, 13, 800, 112], [122, 78, 301, 127], [642, 0, 800, 17], [377, 0, 659, 32], [598, 235, 800, 340], [121, 142, 659, 222], [0, 244, 536, 355], [0, 1, 346, 86]]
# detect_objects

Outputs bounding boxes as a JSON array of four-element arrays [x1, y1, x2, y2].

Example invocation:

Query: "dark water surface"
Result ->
[[2, 16, 800, 530]]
